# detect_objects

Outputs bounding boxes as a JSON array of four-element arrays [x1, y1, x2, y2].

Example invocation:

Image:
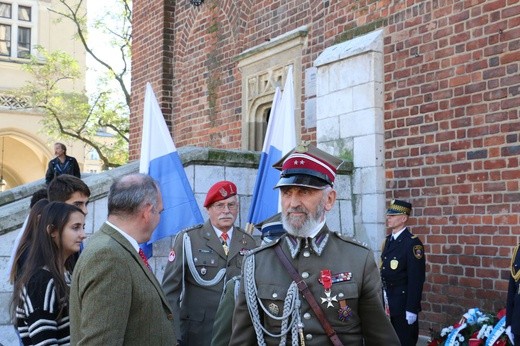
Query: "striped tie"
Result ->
[[221, 233, 229, 256], [139, 248, 152, 271]]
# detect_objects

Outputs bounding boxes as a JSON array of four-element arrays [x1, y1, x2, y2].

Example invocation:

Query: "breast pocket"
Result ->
[[257, 284, 288, 329], [193, 250, 219, 276], [330, 281, 361, 329]]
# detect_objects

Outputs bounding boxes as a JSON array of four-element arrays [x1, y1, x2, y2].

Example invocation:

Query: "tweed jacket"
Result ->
[[229, 225, 400, 346], [380, 228, 426, 316], [69, 223, 176, 345], [162, 220, 257, 346]]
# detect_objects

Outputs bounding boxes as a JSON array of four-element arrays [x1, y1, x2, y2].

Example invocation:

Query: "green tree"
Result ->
[[17, 0, 132, 169], [17, 47, 128, 168]]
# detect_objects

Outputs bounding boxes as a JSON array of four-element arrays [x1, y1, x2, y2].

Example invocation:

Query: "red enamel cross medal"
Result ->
[[319, 269, 337, 308]]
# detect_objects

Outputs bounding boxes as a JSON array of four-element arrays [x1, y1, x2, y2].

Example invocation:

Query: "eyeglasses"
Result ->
[[212, 202, 238, 212]]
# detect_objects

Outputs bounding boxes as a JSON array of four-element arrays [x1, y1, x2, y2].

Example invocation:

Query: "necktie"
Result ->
[[221, 233, 229, 256], [139, 248, 152, 271]]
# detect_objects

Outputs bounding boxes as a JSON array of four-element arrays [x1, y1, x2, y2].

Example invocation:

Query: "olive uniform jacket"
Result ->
[[210, 276, 240, 346], [162, 221, 257, 346], [229, 225, 400, 346], [380, 228, 425, 317], [506, 244, 520, 335], [70, 223, 176, 345]]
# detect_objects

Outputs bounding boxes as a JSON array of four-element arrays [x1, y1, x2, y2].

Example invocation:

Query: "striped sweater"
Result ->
[[16, 268, 71, 345]]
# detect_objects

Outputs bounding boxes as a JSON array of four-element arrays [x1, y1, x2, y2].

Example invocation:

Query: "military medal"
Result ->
[[319, 269, 337, 308], [390, 259, 399, 270], [268, 303, 279, 316], [338, 300, 353, 322], [168, 250, 176, 262]]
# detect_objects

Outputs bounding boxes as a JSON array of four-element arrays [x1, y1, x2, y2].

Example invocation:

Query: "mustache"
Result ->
[[286, 206, 308, 215]]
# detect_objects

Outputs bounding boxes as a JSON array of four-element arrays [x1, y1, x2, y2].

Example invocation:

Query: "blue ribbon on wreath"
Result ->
[[484, 316, 506, 346]]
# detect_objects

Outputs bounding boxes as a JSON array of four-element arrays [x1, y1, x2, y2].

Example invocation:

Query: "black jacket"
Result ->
[[507, 244, 520, 334], [45, 155, 81, 184], [380, 228, 426, 316]]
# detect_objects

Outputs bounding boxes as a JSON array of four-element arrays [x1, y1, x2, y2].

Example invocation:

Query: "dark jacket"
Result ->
[[506, 244, 520, 335], [45, 155, 81, 184], [380, 228, 426, 316]]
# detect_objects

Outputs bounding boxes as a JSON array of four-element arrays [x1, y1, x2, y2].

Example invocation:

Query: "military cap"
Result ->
[[386, 199, 412, 215], [273, 142, 343, 189], [203, 180, 237, 207], [256, 213, 285, 241]]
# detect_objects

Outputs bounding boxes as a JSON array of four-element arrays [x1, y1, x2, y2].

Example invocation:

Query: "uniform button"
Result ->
[[305, 334, 313, 340], [167, 314, 174, 320], [338, 293, 344, 299], [301, 272, 309, 279], [194, 257, 198, 262], [382, 267, 385, 269], [272, 293, 278, 298], [303, 251, 310, 257], [303, 313, 311, 320]]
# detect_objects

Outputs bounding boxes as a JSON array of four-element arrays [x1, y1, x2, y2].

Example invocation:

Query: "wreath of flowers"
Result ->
[[428, 308, 513, 346]]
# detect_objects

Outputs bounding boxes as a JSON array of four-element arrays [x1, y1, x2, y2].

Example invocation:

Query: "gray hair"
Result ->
[[108, 173, 160, 216]]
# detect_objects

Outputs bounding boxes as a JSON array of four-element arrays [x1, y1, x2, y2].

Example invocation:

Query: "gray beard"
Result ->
[[282, 200, 326, 238]]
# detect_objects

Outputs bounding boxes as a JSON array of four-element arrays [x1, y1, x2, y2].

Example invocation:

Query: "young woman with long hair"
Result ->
[[9, 198, 50, 284], [11, 201, 86, 345]]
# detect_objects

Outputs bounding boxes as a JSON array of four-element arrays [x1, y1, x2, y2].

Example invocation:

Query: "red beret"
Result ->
[[204, 181, 237, 207]]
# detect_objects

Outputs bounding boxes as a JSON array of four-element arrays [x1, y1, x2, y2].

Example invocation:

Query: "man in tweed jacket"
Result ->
[[70, 174, 176, 345]]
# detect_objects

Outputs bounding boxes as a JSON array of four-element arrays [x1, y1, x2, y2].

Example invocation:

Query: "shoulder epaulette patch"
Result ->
[[334, 232, 368, 248], [411, 234, 418, 239], [249, 237, 281, 255], [184, 224, 204, 233]]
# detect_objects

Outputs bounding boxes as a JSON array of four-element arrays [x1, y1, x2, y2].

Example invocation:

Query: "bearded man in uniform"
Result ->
[[230, 143, 400, 346]]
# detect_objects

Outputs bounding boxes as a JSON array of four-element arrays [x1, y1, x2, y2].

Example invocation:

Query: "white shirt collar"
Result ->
[[106, 221, 139, 253], [309, 219, 326, 239], [392, 227, 406, 240], [213, 226, 233, 243]]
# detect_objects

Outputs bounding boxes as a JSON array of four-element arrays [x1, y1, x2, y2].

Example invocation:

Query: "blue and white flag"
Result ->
[[247, 66, 296, 231], [139, 83, 204, 257]]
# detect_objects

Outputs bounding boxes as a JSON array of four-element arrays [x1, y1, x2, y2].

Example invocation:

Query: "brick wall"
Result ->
[[131, 0, 520, 332], [383, 0, 520, 327]]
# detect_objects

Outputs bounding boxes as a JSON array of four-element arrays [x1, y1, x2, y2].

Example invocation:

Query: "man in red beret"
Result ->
[[162, 180, 256, 346]]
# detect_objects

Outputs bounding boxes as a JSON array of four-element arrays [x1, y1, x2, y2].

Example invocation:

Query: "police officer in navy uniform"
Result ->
[[162, 181, 257, 346], [380, 199, 426, 346], [230, 143, 400, 345], [506, 244, 520, 344]]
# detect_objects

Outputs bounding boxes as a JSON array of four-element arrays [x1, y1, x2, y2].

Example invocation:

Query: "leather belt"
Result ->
[[274, 245, 344, 346]]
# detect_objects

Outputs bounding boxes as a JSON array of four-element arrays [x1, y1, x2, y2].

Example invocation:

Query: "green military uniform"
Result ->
[[229, 225, 400, 346], [211, 275, 241, 346], [162, 220, 256, 346]]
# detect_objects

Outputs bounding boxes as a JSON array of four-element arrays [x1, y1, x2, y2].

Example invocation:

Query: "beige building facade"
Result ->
[[0, 0, 92, 190]]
